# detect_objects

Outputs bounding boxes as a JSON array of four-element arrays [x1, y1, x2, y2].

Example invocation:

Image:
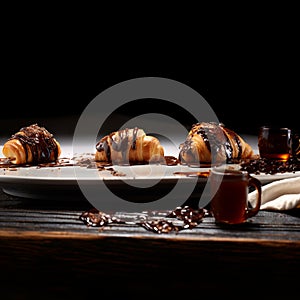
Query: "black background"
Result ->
[[1, 16, 299, 138]]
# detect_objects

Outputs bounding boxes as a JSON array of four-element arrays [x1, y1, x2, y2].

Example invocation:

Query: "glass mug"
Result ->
[[258, 126, 292, 161], [293, 132, 300, 158], [209, 165, 262, 225]]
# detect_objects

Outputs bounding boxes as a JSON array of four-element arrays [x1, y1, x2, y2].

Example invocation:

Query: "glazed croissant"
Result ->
[[2, 123, 61, 165], [95, 127, 164, 165], [179, 122, 254, 166]]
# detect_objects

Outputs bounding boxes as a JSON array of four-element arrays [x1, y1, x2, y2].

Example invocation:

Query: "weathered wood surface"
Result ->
[[0, 190, 299, 299]]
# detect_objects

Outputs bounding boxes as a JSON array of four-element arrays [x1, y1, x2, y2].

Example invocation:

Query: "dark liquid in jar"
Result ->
[[210, 174, 248, 224]]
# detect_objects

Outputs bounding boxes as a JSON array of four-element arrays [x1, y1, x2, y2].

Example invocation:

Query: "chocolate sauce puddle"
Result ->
[[0, 157, 75, 169], [79, 206, 210, 234]]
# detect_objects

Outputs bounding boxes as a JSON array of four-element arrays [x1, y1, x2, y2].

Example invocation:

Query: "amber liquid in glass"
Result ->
[[258, 127, 292, 162]]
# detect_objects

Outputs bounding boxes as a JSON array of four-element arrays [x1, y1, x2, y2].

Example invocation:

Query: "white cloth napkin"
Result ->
[[248, 176, 300, 210]]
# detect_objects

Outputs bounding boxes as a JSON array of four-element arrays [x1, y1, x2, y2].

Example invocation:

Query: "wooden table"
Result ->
[[0, 189, 299, 299]]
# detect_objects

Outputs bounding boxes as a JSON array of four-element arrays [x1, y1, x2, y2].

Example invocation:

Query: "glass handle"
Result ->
[[246, 176, 262, 219]]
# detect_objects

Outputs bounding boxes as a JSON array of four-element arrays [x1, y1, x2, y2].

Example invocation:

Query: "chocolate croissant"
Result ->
[[179, 122, 254, 166], [95, 127, 164, 165], [2, 123, 61, 165]]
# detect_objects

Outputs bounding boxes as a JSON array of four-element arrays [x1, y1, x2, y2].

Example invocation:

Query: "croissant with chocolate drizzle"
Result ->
[[179, 122, 254, 166], [95, 127, 165, 165], [2, 123, 61, 165]]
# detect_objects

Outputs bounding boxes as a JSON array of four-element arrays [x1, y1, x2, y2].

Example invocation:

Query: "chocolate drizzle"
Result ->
[[199, 123, 227, 160], [179, 122, 245, 166], [96, 140, 111, 162], [0, 157, 73, 169], [132, 127, 138, 150], [96, 127, 140, 164], [224, 127, 243, 160], [8, 124, 59, 164]]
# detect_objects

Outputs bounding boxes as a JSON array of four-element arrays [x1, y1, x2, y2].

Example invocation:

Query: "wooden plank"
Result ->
[[0, 209, 299, 242], [0, 190, 300, 297], [0, 233, 299, 298]]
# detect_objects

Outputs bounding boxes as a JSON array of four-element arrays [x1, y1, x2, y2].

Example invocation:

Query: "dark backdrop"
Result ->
[[1, 29, 298, 137]]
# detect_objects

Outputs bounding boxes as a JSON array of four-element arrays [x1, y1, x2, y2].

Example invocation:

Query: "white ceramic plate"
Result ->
[[1, 157, 300, 200], [0, 154, 210, 202], [1, 141, 300, 202]]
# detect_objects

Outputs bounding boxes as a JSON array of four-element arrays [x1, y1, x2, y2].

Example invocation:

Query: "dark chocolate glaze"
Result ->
[[132, 127, 138, 150], [224, 127, 243, 160], [179, 122, 244, 165], [178, 138, 193, 165], [96, 140, 111, 162], [8, 124, 59, 164], [96, 127, 140, 164], [163, 156, 180, 166]]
